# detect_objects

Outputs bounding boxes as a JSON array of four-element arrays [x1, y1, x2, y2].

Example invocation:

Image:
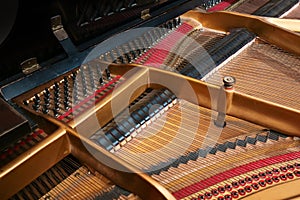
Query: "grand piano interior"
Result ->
[[1, 0, 300, 199]]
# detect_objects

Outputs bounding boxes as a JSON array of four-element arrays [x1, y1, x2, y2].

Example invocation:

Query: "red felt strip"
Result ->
[[173, 151, 300, 199], [207, 0, 238, 12], [58, 75, 121, 121], [135, 23, 193, 66]]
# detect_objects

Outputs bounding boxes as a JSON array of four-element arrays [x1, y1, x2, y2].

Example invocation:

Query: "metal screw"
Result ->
[[223, 76, 236, 89]]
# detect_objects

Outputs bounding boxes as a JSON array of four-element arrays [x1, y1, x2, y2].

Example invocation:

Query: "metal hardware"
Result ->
[[51, 15, 68, 41], [223, 76, 236, 89], [214, 76, 236, 128], [141, 9, 151, 20], [51, 15, 77, 56], [21, 58, 41, 75]]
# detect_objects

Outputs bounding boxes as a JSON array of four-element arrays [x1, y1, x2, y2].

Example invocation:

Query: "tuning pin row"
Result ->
[[96, 16, 182, 65], [25, 61, 117, 119], [202, 0, 222, 9]]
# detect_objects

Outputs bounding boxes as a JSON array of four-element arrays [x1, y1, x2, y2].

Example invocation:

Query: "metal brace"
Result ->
[[51, 15, 69, 41], [21, 57, 41, 75], [51, 15, 77, 55], [141, 9, 151, 20]]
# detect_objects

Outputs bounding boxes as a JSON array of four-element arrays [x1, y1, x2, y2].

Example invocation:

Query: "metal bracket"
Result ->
[[141, 9, 151, 20], [51, 15, 77, 56], [21, 58, 41, 75], [51, 15, 69, 41]]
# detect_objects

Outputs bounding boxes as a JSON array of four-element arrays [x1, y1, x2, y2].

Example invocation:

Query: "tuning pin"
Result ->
[[54, 102, 60, 111], [132, 40, 141, 55], [44, 88, 50, 96], [130, 50, 137, 60], [34, 94, 40, 103], [158, 25, 165, 36], [23, 100, 29, 105], [64, 86, 69, 96], [128, 42, 137, 59], [73, 94, 78, 104], [42, 105, 49, 114], [177, 17, 181, 25], [116, 49, 125, 64], [64, 100, 69, 110], [82, 85, 87, 96], [172, 18, 178, 28], [63, 76, 68, 82], [32, 104, 39, 111], [99, 73, 104, 85], [64, 89, 69, 97], [53, 109, 59, 118], [33, 98, 40, 109], [64, 78, 69, 88], [167, 21, 173, 30], [54, 94, 60, 105], [44, 96, 50, 106], [105, 68, 111, 80], [54, 90, 60, 99], [54, 82, 59, 89], [124, 53, 131, 63], [71, 72, 77, 81]]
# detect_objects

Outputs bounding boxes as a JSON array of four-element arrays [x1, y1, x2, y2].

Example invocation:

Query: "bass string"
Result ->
[[29, 169, 114, 200], [12, 156, 81, 199], [41, 167, 112, 199]]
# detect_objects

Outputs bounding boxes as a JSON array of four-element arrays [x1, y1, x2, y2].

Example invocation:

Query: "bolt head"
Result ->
[[223, 76, 236, 88]]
